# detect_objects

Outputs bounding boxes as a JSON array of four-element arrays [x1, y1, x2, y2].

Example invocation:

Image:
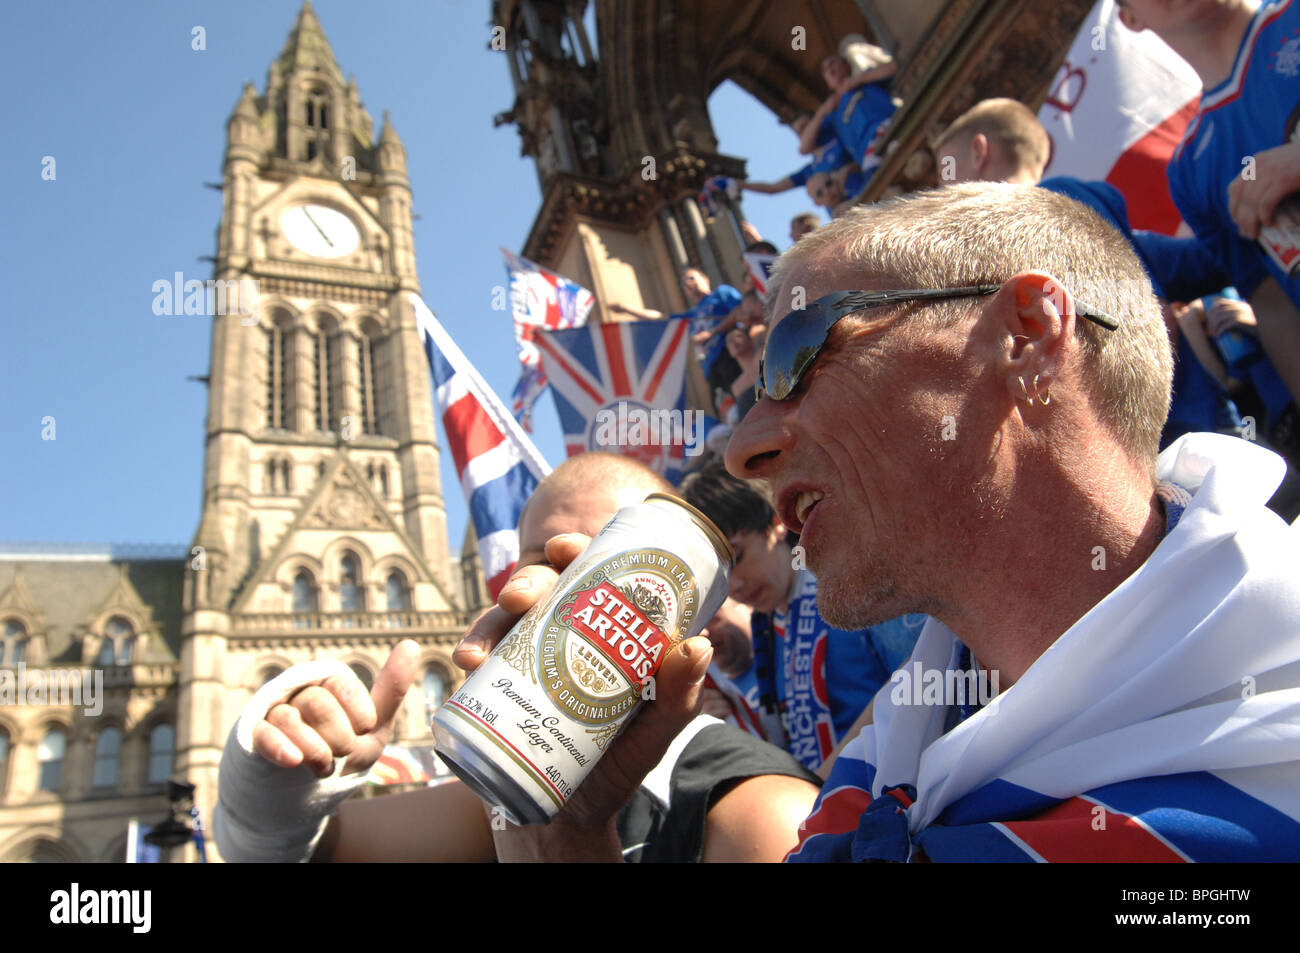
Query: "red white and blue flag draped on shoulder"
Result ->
[[411, 293, 551, 600], [1037, 0, 1201, 234], [536, 316, 693, 485], [786, 435, 1300, 863], [502, 249, 595, 432]]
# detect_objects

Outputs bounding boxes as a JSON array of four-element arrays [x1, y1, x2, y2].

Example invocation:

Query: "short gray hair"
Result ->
[[771, 182, 1173, 468]]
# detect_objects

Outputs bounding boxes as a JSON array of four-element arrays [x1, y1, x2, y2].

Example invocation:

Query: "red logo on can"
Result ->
[[567, 581, 669, 683]]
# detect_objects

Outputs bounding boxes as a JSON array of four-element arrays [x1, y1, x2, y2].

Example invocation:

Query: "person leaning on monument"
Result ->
[[210, 452, 819, 863], [467, 183, 1300, 861]]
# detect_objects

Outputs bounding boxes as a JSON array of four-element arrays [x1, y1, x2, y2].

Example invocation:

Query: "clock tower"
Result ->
[[177, 1, 467, 857]]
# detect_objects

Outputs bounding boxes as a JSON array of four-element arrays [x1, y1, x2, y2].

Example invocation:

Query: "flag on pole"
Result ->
[[1037, 0, 1201, 234], [536, 316, 695, 484], [503, 249, 596, 430], [412, 293, 552, 599]]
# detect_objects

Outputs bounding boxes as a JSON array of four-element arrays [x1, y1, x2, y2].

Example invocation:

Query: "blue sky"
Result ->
[[0, 0, 814, 553]]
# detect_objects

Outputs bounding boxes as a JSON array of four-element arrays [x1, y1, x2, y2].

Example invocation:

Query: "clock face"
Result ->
[[280, 204, 360, 259]]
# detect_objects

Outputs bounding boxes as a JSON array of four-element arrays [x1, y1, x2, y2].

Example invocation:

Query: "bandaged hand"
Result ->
[[212, 641, 419, 862]]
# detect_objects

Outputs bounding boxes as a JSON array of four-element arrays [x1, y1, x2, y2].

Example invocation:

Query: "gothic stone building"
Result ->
[[0, 3, 472, 863]]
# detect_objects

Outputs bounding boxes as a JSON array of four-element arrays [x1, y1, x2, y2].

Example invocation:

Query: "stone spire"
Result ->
[[273, 1, 344, 87]]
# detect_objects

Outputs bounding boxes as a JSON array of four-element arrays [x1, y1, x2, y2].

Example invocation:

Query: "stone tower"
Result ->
[[178, 1, 467, 859]]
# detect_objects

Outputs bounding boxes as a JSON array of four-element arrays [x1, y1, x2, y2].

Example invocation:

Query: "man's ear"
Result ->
[[970, 133, 990, 176], [994, 271, 1076, 401]]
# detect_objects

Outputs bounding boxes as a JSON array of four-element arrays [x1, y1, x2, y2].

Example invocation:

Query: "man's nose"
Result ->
[[724, 395, 793, 481]]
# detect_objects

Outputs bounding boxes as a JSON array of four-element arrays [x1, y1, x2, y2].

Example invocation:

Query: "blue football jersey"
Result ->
[[1166, 0, 1300, 309]]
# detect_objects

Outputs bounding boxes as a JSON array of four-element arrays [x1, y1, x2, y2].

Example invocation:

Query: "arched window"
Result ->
[[357, 330, 380, 436], [348, 662, 374, 691], [99, 617, 135, 667], [266, 322, 286, 428], [147, 724, 174, 785], [38, 728, 66, 792], [267, 458, 291, 494], [340, 553, 363, 611], [313, 321, 336, 432], [423, 668, 446, 720], [259, 665, 285, 686], [304, 88, 330, 161], [2, 619, 27, 667], [93, 727, 122, 788], [292, 571, 316, 631], [292, 571, 317, 612], [386, 571, 409, 611]]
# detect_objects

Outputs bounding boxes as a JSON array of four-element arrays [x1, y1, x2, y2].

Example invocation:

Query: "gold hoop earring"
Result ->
[[1019, 375, 1035, 407], [1034, 374, 1052, 406]]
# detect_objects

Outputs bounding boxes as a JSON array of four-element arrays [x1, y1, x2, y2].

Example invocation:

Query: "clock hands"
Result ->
[[301, 207, 334, 247]]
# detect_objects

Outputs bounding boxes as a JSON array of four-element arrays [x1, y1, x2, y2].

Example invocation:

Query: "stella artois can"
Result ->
[[432, 492, 733, 825]]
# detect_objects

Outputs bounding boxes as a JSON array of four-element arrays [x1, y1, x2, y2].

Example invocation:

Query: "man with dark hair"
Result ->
[[678, 461, 921, 774]]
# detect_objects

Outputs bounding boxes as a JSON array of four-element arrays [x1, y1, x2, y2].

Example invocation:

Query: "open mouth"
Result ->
[[795, 490, 824, 527], [778, 485, 826, 534]]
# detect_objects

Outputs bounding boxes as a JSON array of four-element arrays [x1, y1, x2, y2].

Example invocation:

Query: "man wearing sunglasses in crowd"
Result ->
[[468, 182, 1300, 862]]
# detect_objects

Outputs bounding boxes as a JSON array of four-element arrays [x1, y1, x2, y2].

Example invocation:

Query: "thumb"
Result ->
[[371, 639, 422, 734]]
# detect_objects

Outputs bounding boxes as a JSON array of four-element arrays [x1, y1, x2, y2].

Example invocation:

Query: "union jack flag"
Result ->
[[503, 249, 595, 431], [536, 317, 693, 484], [412, 293, 552, 599]]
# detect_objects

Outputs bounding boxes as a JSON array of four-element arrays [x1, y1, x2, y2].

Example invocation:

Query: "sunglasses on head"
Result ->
[[756, 285, 1120, 401]]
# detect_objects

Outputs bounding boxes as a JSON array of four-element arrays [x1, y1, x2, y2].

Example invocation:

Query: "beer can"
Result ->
[[1258, 193, 1300, 278], [432, 492, 733, 825]]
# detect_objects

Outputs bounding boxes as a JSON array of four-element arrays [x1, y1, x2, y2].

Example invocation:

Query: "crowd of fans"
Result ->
[[211, 2, 1300, 864]]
